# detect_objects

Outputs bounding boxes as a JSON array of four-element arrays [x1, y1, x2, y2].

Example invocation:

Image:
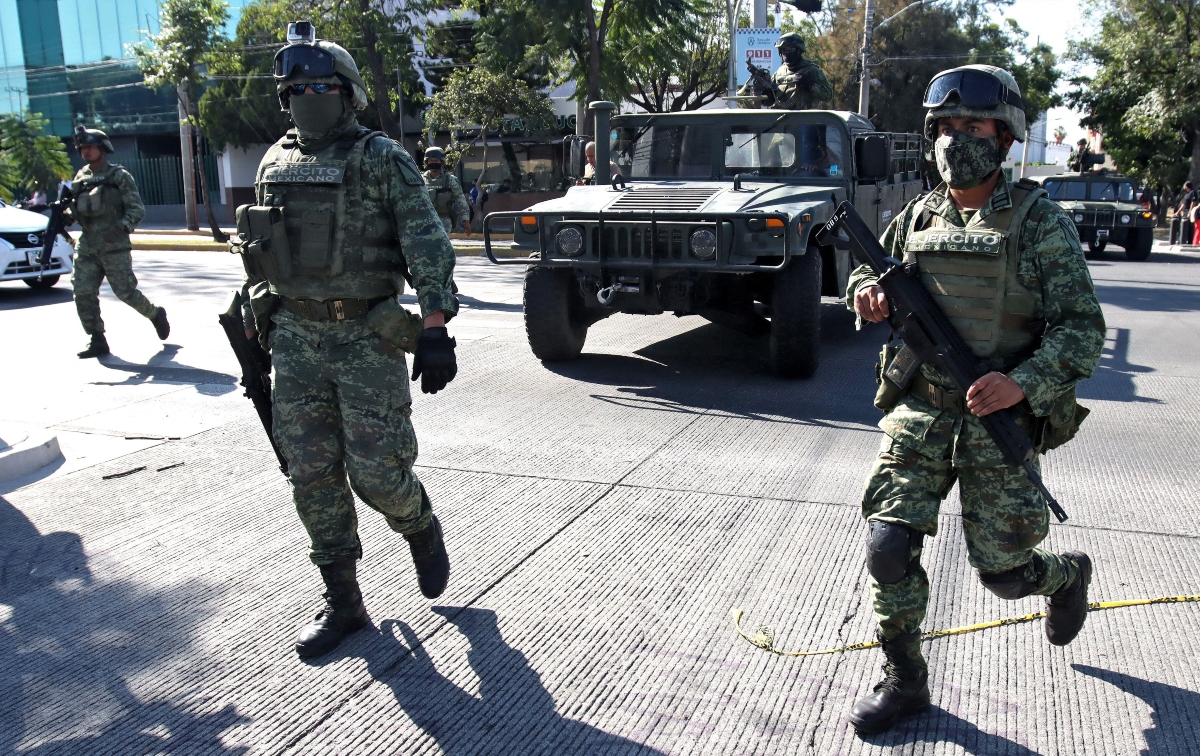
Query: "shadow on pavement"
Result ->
[[0, 285, 73, 310], [455, 293, 524, 313], [0, 496, 247, 753], [1094, 282, 1200, 313], [363, 607, 664, 755], [1074, 664, 1200, 755], [94, 344, 237, 392], [859, 704, 1039, 754], [1077, 326, 1161, 404]]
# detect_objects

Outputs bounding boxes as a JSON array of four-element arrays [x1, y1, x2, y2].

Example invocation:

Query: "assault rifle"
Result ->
[[746, 59, 784, 106], [219, 291, 288, 475], [38, 184, 71, 281], [817, 201, 1069, 523]]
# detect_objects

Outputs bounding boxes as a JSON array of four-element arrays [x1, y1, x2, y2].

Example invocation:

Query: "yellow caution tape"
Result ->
[[730, 595, 1200, 657]]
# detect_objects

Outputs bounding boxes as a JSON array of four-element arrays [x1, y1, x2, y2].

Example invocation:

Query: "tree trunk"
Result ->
[[501, 141, 523, 188], [358, 0, 401, 139], [185, 82, 228, 242], [1192, 128, 1200, 185]]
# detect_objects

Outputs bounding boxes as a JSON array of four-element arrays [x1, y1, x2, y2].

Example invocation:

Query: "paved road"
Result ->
[[1, 244, 1198, 754]]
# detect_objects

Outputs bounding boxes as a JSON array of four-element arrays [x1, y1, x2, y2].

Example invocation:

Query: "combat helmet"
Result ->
[[273, 21, 369, 111], [424, 147, 446, 165], [922, 64, 1026, 142], [775, 32, 806, 54], [73, 125, 113, 154]]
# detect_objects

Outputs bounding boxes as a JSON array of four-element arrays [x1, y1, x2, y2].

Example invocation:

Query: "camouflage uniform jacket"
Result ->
[[738, 59, 834, 110], [66, 162, 145, 256], [243, 121, 458, 322], [846, 179, 1106, 465], [422, 170, 470, 227], [1067, 147, 1091, 173]]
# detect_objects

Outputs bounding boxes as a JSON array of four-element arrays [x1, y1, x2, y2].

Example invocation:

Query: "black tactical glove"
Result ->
[[411, 327, 457, 394]]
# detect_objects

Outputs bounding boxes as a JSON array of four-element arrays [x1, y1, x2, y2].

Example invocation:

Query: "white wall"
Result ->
[[219, 144, 272, 191]]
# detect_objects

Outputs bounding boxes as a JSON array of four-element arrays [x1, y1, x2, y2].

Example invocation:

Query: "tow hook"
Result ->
[[597, 276, 641, 306]]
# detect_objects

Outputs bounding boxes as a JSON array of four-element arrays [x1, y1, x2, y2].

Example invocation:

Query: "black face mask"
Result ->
[[781, 48, 804, 68], [427, 163, 443, 173]]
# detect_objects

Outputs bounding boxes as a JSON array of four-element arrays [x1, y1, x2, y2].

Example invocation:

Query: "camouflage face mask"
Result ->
[[934, 131, 1002, 189], [289, 91, 346, 135]]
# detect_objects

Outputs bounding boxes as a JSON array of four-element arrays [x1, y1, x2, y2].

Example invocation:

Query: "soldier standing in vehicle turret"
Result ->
[[421, 147, 470, 236], [236, 22, 459, 658], [737, 32, 833, 110], [67, 126, 169, 358]]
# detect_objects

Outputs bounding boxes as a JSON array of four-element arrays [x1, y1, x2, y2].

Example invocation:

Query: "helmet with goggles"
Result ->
[[273, 21, 369, 111], [922, 65, 1026, 142], [423, 147, 446, 165], [775, 32, 806, 55], [73, 125, 113, 154]]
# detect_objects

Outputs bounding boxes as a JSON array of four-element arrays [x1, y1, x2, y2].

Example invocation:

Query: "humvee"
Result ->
[[483, 101, 924, 378], [1038, 172, 1154, 261]]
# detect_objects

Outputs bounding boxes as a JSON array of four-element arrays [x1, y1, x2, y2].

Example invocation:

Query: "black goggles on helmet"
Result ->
[[923, 69, 1024, 111], [273, 43, 337, 80]]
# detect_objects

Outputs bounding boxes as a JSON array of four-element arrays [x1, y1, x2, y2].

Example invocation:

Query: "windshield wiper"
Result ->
[[736, 113, 788, 150]]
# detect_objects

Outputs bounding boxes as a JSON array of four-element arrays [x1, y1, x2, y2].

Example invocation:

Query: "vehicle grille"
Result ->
[[4, 259, 64, 275], [608, 187, 719, 212], [0, 230, 45, 249], [586, 223, 697, 261]]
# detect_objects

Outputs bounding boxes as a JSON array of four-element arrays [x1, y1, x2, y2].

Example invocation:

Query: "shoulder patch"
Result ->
[[1057, 215, 1081, 242], [393, 152, 425, 187]]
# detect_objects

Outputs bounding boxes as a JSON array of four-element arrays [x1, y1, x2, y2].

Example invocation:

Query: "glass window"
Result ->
[[726, 124, 842, 178], [1045, 180, 1087, 200], [611, 125, 719, 179], [1089, 181, 1135, 201]]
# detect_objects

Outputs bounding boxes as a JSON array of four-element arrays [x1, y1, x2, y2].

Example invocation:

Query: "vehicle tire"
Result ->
[[1125, 228, 1153, 261], [524, 266, 587, 361], [23, 275, 59, 288], [1087, 239, 1107, 257], [770, 246, 822, 379]]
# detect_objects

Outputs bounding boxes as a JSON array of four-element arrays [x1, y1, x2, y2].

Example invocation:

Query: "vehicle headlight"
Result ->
[[556, 226, 584, 256], [1074, 214, 1084, 222], [1120, 214, 1131, 224], [689, 228, 717, 260]]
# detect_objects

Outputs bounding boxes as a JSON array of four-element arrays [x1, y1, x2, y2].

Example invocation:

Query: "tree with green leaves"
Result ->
[[0, 112, 73, 203], [423, 66, 557, 189], [131, 0, 230, 240], [624, 0, 729, 112], [1069, 0, 1200, 188]]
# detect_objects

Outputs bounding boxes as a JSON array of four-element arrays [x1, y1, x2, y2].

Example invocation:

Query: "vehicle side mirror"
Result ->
[[856, 135, 890, 182], [563, 135, 588, 182]]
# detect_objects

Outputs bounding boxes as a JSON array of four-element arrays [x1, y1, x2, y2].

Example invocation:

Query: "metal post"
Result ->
[[1019, 125, 1030, 179], [858, 0, 876, 118], [727, 0, 745, 107], [752, 0, 767, 27], [396, 68, 405, 150], [177, 83, 198, 231]]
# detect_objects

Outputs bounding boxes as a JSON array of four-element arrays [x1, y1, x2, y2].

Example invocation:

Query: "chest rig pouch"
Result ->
[[902, 180, 1046, 361], [426, 174, 454, 216], [241, 127, 391, 284], [75, 177, 122, 219]]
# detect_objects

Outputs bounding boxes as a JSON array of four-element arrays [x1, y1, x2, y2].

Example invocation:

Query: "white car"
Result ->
[[0, 200, 74, 288]]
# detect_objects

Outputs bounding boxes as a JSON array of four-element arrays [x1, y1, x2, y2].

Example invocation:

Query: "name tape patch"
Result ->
[[262, 164, 345, 184], [907, 229, 1004, 256]]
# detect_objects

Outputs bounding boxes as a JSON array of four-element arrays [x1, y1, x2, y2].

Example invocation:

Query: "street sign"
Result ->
[[735, 28, 781, 86]]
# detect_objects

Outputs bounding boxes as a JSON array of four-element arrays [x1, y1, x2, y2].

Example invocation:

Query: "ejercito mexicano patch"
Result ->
[[262, 164, 346, 184], [906, 229, 1005, 256]]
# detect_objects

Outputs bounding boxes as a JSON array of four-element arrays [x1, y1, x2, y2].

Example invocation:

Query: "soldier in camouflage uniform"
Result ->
[[737, 32, 833, 110], [1068, 138, 1093, 173], [237, 24, 459, 658], [844, 65, 1106, 734], [67, 126, 169, 358], [421, 147, 470, 236]]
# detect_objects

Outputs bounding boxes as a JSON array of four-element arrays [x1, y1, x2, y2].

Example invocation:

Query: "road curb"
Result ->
[[0, 432, 63, 483], [131, 237, 529, 258]]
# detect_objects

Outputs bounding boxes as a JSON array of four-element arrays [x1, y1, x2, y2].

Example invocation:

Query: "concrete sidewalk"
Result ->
[[1, 247, 1198, 754]]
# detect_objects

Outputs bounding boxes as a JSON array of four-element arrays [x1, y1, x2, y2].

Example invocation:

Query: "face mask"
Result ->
[[934, 131, 1002, 189], [289, 92, 346, 134]]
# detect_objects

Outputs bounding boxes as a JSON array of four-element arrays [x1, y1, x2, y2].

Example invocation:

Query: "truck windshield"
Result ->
[[1044, 180, 1087, 200], [611, 122, 843, 179], [1089, 181, 1136, 201]]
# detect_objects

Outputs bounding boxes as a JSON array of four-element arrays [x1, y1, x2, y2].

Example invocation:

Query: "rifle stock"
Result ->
[[818, 201, 1068, 523], [219, 291, 288, 475]]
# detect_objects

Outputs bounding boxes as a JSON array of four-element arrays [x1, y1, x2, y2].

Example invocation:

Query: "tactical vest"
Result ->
[[903, 180, 1046, 360], [73, 167, 124, 220], [240, 127, 401, 288], [424, 172, 454, 217]]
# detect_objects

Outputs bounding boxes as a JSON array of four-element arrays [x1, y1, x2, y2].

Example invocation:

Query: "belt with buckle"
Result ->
[[280, 296, 386, 322], [910, 374, 968, 414]]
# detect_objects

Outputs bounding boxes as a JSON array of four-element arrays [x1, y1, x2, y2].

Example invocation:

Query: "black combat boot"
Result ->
[[849, 631, 931, 735], [405, 514, 450, 599], [1046, 551, 1093, 646], [152, 307, 170, 340], [294, 559, 369, 658], [77, 334, 110, 359]]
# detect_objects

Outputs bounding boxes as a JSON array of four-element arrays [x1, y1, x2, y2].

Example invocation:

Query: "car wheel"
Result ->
[[1086, 239, 1107, 257], [23, 275, 59, 288], [1125, 228, 1153, 261], [770, 246, 822, 379], [524, 266, 587, 361]]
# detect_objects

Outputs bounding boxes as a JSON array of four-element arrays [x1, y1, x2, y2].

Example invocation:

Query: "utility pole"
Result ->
[[396, 68, 405, 151], [177, 83, 198, 231], [858, 0, 876, 118], [726, 0, 745, 107], [753, 0, 767, 26]]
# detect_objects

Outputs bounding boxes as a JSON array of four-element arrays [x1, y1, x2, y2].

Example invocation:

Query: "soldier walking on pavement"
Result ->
[[843, 65, 1106, 734], [421, 147, 470, 236], [68, 126, 169, 358], [738, 32, 833, 110], [236, 22, 459, 658]]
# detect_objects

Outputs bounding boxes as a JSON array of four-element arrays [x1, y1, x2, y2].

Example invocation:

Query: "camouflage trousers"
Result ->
[[863, 435, 1081, 660], [438, 215, 457, 236], [270, 311, 432, 565], [71, 250, 159, 336]]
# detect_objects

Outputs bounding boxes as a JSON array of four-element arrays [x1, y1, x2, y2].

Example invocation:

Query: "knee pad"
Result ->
[[867, 520, 922, 584], [978, 557, 1042, 599]]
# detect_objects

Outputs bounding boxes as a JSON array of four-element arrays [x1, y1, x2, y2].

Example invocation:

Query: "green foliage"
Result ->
[[423, 66, 557, 182], [625, 0, 729, 112], [1068, 0, 1200, 186], [0, 112, 73, 202], [130, 0, 231, 94]]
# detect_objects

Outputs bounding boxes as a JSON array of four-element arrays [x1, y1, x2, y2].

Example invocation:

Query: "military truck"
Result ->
[[1039, 172, 1155, 261], [483, 101, 924, 378]]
